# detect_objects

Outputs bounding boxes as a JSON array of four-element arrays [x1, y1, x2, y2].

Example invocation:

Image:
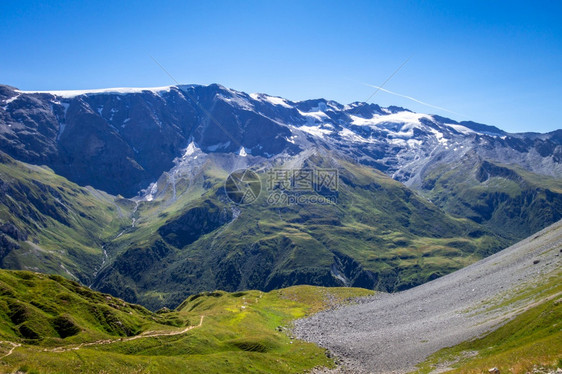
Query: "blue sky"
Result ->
[[1, 0, 561, 133]]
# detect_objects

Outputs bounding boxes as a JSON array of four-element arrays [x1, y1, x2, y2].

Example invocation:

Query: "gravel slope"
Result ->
[[295, 220, 562, 374]]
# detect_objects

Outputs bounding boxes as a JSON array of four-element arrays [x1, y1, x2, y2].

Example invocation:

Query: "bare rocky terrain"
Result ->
[[295, 220, 562, 373]]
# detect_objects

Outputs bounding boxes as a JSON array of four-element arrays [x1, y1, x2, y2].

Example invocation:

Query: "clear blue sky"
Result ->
[[1, 0, 561, 133]]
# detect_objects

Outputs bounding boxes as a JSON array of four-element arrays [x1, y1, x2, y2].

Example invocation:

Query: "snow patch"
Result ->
[[446, 123, 476, 135], [428, 127, 448, 144], [264, 96, 292, 108], [389, 138, 407, 146], [250, 93, 293, 108], [3, 94, 20, 104], [407, 139, 422, 147], [291, 125, 333, 138], [339, 128, 372, 143], [349, 111, 431, 127], [298, 109, 330, 122], [145, 182, 158, 202], [18, 86, 173, 98], [285, 135, 297, 144], [183, 141, 199, 157]]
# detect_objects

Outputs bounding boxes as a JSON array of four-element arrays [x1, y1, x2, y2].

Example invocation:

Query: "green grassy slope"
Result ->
[[94, 151, 508, 309], [0, 270, 188, 344], [0, 151, 130, 283], [0, 269, 373, 374], [419, 154, 562, 241]]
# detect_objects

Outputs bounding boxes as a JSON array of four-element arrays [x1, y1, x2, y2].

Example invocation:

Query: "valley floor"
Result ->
[[295, 220, 562, 374]]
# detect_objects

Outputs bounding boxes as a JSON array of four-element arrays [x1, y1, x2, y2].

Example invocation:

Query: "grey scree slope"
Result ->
[[295, 219, 562, 374]]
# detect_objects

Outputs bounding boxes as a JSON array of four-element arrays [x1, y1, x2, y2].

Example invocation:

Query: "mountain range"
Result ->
[[1, 83, 561, 309]]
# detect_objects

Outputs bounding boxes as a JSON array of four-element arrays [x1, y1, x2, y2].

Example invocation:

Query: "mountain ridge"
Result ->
[[2, 83, 561, 198]]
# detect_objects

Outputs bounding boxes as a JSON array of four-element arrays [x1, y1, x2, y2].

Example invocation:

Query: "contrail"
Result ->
[[363, 83, 464, 117], [364, 56, 411, 103]]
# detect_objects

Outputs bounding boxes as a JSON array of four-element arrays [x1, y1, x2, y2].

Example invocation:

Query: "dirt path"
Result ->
[[295, 220, 562, 374], [0, 342, 21, 360], [0, 315, 204, 359], [46, 315, 205, 353]]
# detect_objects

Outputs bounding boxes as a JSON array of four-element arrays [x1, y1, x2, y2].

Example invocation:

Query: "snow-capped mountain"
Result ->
[[1, 83, 561, 197]]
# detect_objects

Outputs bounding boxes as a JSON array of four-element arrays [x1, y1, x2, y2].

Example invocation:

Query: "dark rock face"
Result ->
[[331, 251, 377, 289], [0, 206, 28, 261], [0, 222, 27, 241], [158, 200, 233, 248], [52, 315, 81, 338], [113, 240, 172, 283], [0, 234, 20, 259], [476, 161, 521, 183]]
